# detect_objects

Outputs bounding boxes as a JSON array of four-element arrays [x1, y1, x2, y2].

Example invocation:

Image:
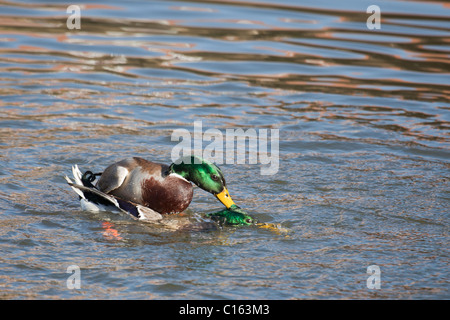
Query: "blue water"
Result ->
[[0, 0, 449, 299]]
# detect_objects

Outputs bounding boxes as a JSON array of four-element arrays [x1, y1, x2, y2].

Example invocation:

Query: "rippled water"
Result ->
[[0, 0, 449, 299]]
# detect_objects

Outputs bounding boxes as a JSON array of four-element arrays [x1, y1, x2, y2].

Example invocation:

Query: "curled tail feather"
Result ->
[[65, 165, 162, 222]]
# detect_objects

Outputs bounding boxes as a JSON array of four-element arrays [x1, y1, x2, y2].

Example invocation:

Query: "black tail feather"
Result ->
[[67, 182, 145, 220], [81, 171, 102, 188]]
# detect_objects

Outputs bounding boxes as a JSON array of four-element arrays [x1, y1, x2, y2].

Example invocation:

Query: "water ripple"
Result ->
[[0, 0, 449, 299]]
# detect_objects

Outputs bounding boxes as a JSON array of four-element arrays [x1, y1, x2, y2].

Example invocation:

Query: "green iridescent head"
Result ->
[[170, 155, 235, 209], [207, 204, 256, 226]]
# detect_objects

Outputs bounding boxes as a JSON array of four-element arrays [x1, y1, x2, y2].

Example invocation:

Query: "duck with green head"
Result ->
[[65, 155, 255, 226]]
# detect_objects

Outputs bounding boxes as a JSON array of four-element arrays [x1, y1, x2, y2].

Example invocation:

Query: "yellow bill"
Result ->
[[215, 187, 235, 209], [256, 222, 291, 236]]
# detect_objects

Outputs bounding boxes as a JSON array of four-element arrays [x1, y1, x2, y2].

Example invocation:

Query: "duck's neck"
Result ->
[[169, 156, 204, 183], [169, 162, 192, 181]]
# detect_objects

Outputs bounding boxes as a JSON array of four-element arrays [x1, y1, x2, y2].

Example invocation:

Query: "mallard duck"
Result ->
[[65, 155, 255, 226]]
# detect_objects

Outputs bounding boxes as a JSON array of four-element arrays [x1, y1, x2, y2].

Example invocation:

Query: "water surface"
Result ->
[[0, 0, 449, 299]]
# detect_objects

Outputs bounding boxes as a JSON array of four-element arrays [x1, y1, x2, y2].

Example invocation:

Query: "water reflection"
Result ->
[[0, 0, 449, 299], [1, 0, 448, 144]]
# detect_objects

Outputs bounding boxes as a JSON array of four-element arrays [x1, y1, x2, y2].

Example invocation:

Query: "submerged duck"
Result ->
[[65, 155, 255, 226]]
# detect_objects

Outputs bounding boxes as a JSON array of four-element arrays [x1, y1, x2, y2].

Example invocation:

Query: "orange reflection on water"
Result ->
[[102, 221, 123, 241]]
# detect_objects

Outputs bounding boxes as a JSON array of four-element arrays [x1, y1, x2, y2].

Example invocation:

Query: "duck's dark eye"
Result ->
[[245, 218, 253, 224], [211, 174, 220, 181]]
